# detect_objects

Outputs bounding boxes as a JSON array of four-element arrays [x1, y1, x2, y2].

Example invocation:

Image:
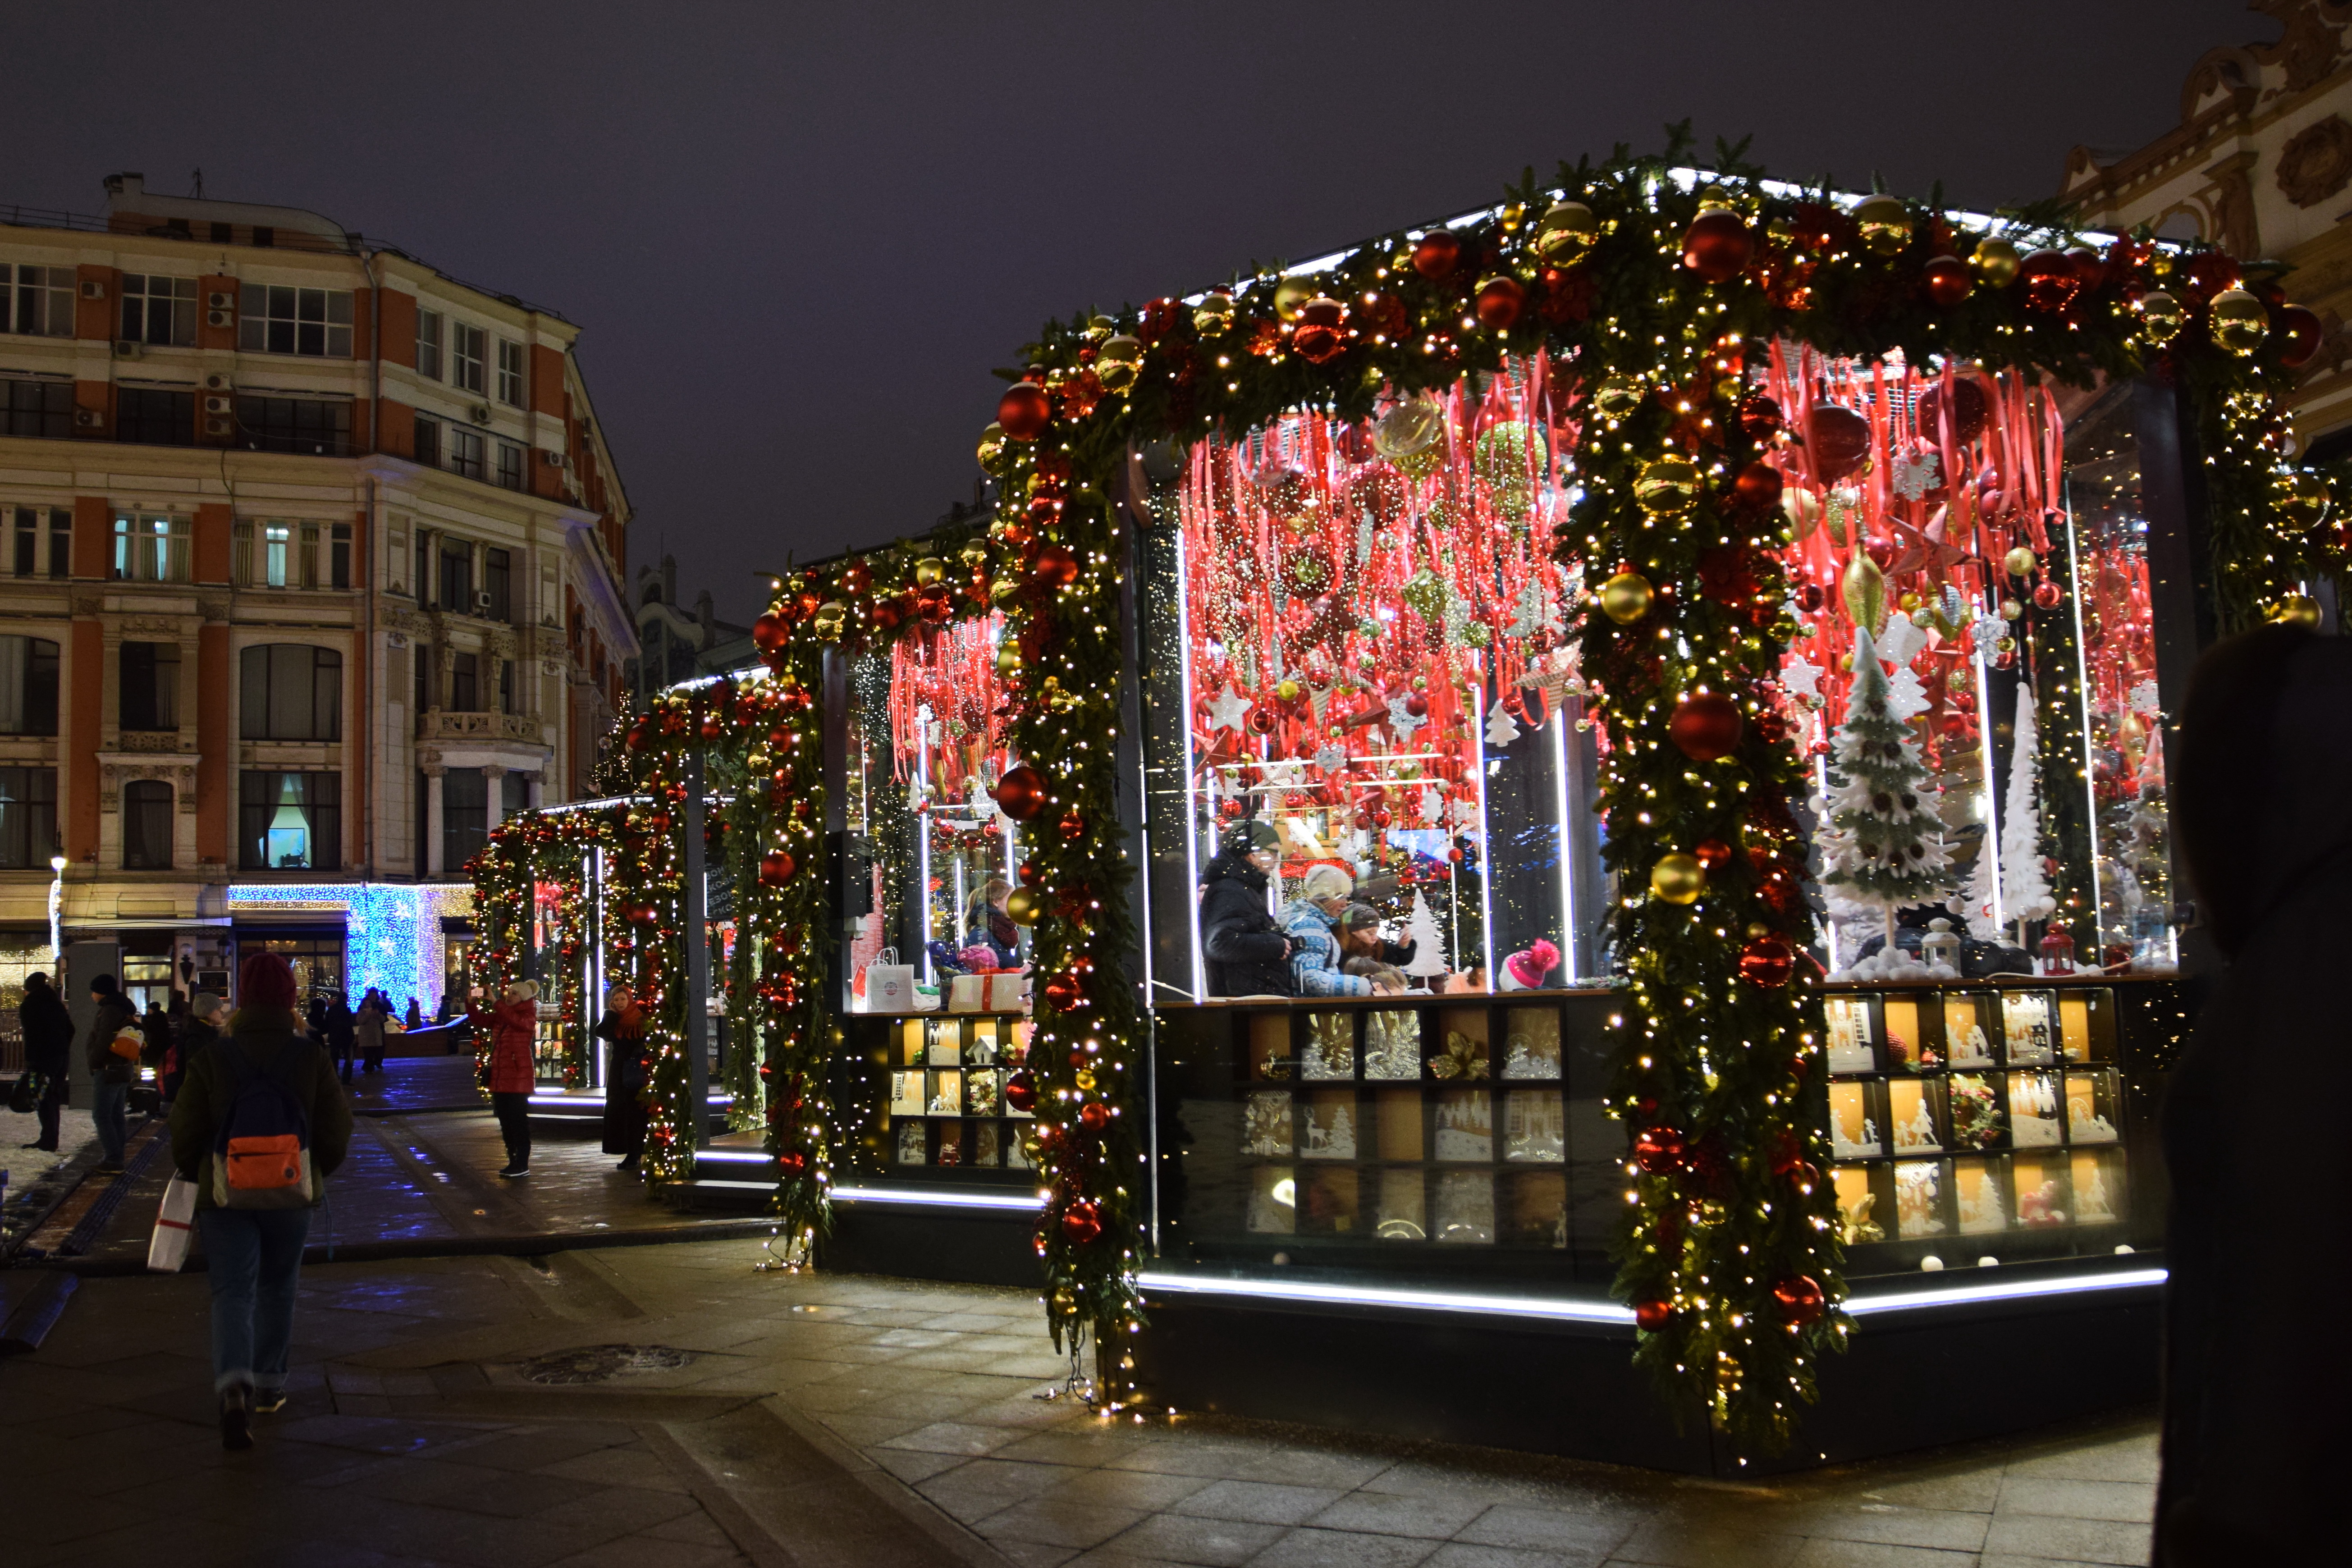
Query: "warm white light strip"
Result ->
[[1844, 1266, 2166, 1316], [830, 1184, 1045, 1212]]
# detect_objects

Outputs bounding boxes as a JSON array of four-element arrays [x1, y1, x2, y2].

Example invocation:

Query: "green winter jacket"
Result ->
[[168, 1008, 354, 1212]]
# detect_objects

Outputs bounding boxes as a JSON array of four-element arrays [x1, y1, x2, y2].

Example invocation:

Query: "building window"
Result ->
[[1, 379, 72, 439], [484, 548, 511, 622], [452, 323, 486, 394], [111, 513, 191, 583], [234, 395, 350, 456], [1, 265, 73, 338], [449, 427, 485, 480], [238, 644, 341, 741], [329, 522, 352, 590], [0, 767, 58, 869], [497, 338, 525, 405], [0, 636, 60, 736], [237, 285, 353, 357], [10, 506, 69, 578], [413, 413, 441, 469], [416, 308, 443, 380], [122, 780, 174, 869], [119, 641, 180, 731], [115, 388, 195, 447], [500, 659, 519, 714], [439, 542, 473, 611], [495, 441, 523, 491], [415, 640, 432, 709], [450, 651, 480, 712], [442, 768, 486, 869], [119, 275, 197, 347], [238, 771, 340, 870]]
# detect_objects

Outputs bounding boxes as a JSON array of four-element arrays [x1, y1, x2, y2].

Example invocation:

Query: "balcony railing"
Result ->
[[418, 709, 543, 744]]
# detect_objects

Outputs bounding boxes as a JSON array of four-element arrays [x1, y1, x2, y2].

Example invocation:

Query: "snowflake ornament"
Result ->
[[1971, 616, 2006, 662], [2129, 679, 2160, 718], [1890, 445, 1942, 503]]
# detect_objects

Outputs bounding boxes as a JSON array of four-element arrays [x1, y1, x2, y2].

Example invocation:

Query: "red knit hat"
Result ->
[[238, 951, 298, 1010]]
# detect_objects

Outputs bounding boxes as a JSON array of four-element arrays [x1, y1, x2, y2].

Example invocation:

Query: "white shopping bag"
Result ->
[[147, 1175, 198, 1273], [859, 947, 915, 1013]]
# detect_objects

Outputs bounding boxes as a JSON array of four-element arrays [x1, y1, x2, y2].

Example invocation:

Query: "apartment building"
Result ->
[[0, 173, 635, 1023]]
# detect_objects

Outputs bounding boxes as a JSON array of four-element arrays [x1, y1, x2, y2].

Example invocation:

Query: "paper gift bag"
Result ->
[[859, 949, 915, 1013], [147, 1175, 198, 1274]]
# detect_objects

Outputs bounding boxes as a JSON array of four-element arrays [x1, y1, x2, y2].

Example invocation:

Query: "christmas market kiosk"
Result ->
[[471, 141, 2341, 1473]]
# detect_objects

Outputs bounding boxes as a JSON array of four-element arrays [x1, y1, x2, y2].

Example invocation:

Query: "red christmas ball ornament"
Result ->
[[1772, 1275, 1827, 1327], [1030, 542, 1080, 587], [1632, 1299, 1673, 1333], [2032, 581, 2061, 609], [839, 561, 872, 594], [1474, 275, 1526, 329], [1017, 859, 1044, 887], [2278, 304, 2325, 369], [1803, 404, 1872, 482], [2176, 251, 2238, 302], [1736, 391, 1783, 442], [776, 1149, 809, 1177], [1410, 229, 1462, 278], [1078, 1101, 1110, 1131], [993, 764, 1048, 821], [758, 849, 796, 886], [1668, 692, 1743, 762], [1247, 707, 1276, 735], [750, 612, 787, 655], [698, 713, 723, 741], [1404, 693, 1430, 718], [1058, 809, 1086, 841], [1060, 1201, 1104, 1245], [1738, 934, 1796, 988], [1730, 462, 1783, 511], [1693, 838, 1733, 871], [1920, 253, 1972, 307], [1794, 580, 1825, 613], [2017, 249, 2079, 313], [997, 381, 1051, 441], [1633, 1125, 1685, 1175], [1863, 535, 1899, 571], [1003, 1071, 1037, 1114], [1917, 376, 1990, 445], [1292, 295, 1348, 363], [1042, 970, 1085, 1010], [872, 598, 904, 632], [1681, 209, 1753, 283]]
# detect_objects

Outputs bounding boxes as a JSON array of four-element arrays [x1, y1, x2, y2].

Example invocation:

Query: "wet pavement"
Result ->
[[1, 1234, 2159, 1568], [344, 1055, 490, 1117]]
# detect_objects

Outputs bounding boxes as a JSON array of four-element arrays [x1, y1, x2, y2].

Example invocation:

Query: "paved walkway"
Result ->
[[3, 1234, 2158, 1568]]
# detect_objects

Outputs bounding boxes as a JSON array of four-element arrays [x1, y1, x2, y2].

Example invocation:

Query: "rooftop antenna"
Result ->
[[190, 168, 203, 198]]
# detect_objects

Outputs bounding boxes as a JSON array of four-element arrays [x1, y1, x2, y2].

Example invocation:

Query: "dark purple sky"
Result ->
[[7, 2, 2260, 623]]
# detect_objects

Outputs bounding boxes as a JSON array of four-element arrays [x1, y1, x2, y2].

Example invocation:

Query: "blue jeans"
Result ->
[[197, 1207, 312, 1395], [91, 1079, 128, 1165]]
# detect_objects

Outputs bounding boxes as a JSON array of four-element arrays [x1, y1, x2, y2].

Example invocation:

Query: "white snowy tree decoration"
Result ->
[[1483, 699, 1520, 749], [1959, 830, 2004, 941], [1402, 889, 1450, 979], [2000, 693, 2056, 937], [1817, 625, 1953, 975]]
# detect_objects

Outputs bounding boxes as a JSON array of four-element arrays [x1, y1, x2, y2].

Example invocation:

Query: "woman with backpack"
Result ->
[[486, 980, 539, 1178], [168, 952, 352, 1451]]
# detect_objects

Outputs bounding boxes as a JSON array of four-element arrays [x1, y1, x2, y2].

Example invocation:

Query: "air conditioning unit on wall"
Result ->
[[204, 396, 230, 415], [467, 403, 491, 425], [206, 310, 232, 329], [112, 339, 142, 359], [204, 373, 231, 392], [74, 408, 103, 428], [207, 291, 233, 310], [541, 449, 568, 468]]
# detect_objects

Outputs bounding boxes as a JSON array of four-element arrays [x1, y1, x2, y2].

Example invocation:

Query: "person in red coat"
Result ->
[[486, 980, 539, 1177]]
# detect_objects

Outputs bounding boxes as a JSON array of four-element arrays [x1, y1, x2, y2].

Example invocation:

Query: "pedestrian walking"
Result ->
[[16, 972, 72, 1151], [139, 998, 174, 1103], [403, 995, 422, 1031], [174, 992, 225, 1106], [595, 984, 649, 1172], [82, 974, 138, 1173], [325, 994, 356, 1084], [486, 980, 538, 1178], [355, 989, 391, 1075], [168, 952, 352, 1451]]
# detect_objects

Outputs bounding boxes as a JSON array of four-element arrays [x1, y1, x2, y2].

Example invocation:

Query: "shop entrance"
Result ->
[[234, 927, 347, 1009]]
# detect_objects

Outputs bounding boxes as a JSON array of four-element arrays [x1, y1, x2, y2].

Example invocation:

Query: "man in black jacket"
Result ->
[[1199, 820, 1295, 998], [82, 974, 138, 1173], [17, 971, 72, 1151]]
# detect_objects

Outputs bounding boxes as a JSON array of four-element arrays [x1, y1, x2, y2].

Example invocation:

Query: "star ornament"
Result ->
[[1204, 686, 1253, 732], [1885, 515, 1970, 578]]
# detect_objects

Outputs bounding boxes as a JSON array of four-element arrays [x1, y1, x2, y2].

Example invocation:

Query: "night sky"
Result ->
[[7, 2, 2260, 624]]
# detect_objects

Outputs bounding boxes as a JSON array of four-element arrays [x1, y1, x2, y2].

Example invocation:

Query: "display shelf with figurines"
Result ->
[[835, 1007, 1038, 1185]]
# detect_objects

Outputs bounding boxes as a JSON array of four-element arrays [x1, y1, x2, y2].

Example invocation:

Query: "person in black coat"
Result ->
[[16, 971, 73, 1151], [1199, 819, 1295, 998], [2155, 624, 2352, 1564], [325, 995, 357, 1084]]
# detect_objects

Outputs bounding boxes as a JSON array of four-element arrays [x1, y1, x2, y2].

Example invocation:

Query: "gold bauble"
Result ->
[[1533, 198, 1599, 264], [2274, 470, 2332, 533], [2276, 594, 2323, 628], [1599, 569, 1655, 625], [1004, 887, 1043, 926], [2210, 289, 2268, 355], [994, 643, 1023, 679], [1970, 235, 2021, 288], [1633, 454, 1702, 517], [976, 422, 1009, 473], [1995, 635, 2017, 654], [1084, 314, 1116, 343], [2003, 546, 2038, 578], [1073, 1067, 1096, 1092], [2000, 598, 2024, 621], [1592, 375, 1645, 420], [1898, 591, 1922, 612], [1650, 853, 1706, 905], [989, 577, 1020, 608], [1095, 335, 1143, 392], [1842, 551, 1887, 636], [1372, 398, 1447, 478], [2133, 289, 2183, 345], [1695, 183, 1737, 214], [812, 601, 848, 640], [1192, 293, 1235, 334], [1781, 487, 1822, 541], [1853, 193, 1912, 257], [912, 556, 947, 587], [1272, 277, 1316, 322]]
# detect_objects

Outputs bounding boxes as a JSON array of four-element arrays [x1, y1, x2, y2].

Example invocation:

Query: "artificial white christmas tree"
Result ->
[[1817, 625, 1952, 974], [2000, 692, 2056, 941], [1958, 829, 2004, 941], [1402, 888, 1450, 979]]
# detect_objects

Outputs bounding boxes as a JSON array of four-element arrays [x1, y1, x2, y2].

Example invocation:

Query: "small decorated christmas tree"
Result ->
[[1819, 626, 1951, 966], [2000, 695, 2056, 942], [1402, 888, 1450, 980]]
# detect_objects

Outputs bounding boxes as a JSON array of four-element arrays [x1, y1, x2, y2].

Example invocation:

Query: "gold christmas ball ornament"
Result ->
[[1853, 193, 1912, 257], [2274, 470, 2333, 533], [1272, 276, 1317, 322], [812, 600, 848, 639], [1084, 314, 1117, 343], [1094, 334, 1144, 392], [976, 423, 1008, 473], [2133, 289, 2184, 345], [994, 643, 1023, 679], [2003, 546, 2038, 578], [1599, 569, 1656, 625], [1695, 183, 1738, 214], [1633, 454, 1703, 516], [1372, 398, 1448, 479], [989, 576, 1021, 608], [1191, 292, 1235, 335], [2209, 289, 2268, 355], [1592, 375, 1645, 420], [2276, 594, 2324, 628], [1533, 198, 1599, 264], [1650, 852, 1707, 905], [960, 538, 992, 570], [2000, 598, 2024, 621], [1004, 887, 1044, 926], [1970, 235, 2021, 288], [912, 556, 948, 588], [1782, 486, 1822, 541]]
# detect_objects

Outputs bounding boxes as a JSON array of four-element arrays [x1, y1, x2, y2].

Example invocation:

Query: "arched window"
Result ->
[[123, 780, 173, 869], [239, 645, 341, 740]]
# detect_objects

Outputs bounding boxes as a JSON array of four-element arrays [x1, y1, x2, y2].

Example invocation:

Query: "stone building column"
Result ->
[[482, 764, 508, 832], [423, 764, 446, 877]]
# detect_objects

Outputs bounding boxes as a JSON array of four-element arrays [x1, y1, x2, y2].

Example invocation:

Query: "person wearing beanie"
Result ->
[[1197, 818, 1294, 998], [81, 973, 138, 1172], [486, 979, 540, 1176], [16, 971, 72, 1151], [1283, 865, 1395, 997], [1337, 902, 1420, 973], [168, 951, 352, 1450]]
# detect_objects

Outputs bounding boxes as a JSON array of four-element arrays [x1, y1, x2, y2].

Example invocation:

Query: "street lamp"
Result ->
[[48, 853, 66, 963]]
